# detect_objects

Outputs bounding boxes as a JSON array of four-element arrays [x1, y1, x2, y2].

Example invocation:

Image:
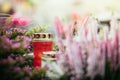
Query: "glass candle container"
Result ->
[[32, 33, 53, 67]]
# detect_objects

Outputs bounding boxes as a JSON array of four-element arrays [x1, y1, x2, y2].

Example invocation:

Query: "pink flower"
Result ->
[[14, 67, 22, 73], [54, 17, 64, 38], [12, 42, 21, 49], [3, 36, 12, 45], [23, 36, 31, 49], [71, 12, 79, 20], [16, 56, 25, 62], [8, 56, 15, 64], [24, 66, 32, 75], [18, 18, 30, 26], [12, 17, 30, 27], [12, 17, 19, 25], [44, 64, 50, 70]]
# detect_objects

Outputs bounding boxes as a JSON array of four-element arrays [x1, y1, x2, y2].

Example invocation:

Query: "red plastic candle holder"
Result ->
[[32, 33, 53, 67]]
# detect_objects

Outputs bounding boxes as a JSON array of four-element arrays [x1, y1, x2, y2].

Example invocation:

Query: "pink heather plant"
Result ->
[[54, 18, 65, 54], [54, 16, 120, 80], [109, 18, 120, 70], [54, 17, 64, 38], [87, 41, 105, 79]]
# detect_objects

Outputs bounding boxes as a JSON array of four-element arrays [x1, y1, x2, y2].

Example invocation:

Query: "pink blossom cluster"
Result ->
[[54, 17, 120, 79], [12, 16, 30, 27]]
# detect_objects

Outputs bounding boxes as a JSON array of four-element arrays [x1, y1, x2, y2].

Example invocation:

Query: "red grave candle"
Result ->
[[32, 33, 53, 67]]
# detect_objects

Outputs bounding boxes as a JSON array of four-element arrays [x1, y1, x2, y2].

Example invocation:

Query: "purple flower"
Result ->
[[16, 35, 22, 40], [16, 56, 25, 62], [23, 36, 31, 49], [23, 41, 29, 48], [3, 46, 10, 51], [8, 56, 15, 64], [2, 59, 7, 64], [24, 36, 31, 42], [3, 36, 12, 45], [14, 67, 22, 73], [6, 31, 12, 36], [44, 64, 50, 70], [0, 17, 6, 22], [24, 66, 32, 75], [20, 29, 26, 34], [20, 56, 25, 60], [12, 42, 21, 49]]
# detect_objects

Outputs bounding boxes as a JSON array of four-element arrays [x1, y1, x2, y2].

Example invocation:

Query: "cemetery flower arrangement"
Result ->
[[1, 14, 120, 80], [0, 15, 50, 80], [0, 15, 49, 57]]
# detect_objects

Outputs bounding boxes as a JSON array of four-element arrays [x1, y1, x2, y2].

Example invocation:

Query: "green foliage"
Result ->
[[26, 25, 49, 36]]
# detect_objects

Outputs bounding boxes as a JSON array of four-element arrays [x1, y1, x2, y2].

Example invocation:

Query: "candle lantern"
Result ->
[[32, 33, 53, 67]]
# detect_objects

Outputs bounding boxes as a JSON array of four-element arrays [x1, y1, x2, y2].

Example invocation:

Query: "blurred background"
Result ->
[[1, 0, 120, 33]]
